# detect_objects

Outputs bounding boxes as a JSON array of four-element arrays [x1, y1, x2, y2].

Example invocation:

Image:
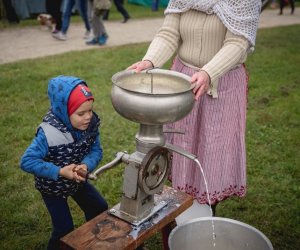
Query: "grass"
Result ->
[[0, 24, 299, 249]]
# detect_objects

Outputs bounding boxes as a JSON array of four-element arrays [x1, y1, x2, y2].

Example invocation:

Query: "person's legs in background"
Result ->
[[290, 0, 295, 14], [58, 0, 90, 40], [97, 13, 108, 45], [52, 0, 74, 40], [114, 0, 130, 23], [87, 0, 94, 38], [2, 0, 20, 24], [86, 1, 109, 46], [61, 0, 74, 35], [103, 9, 109, 20], [279, 0, 284, 14], [76, 0, 91, 38], [279, 0, 295, 15], [54, 0, 91, 40], [151, 0, 160, 11], [46, 0, 63, 33], [87, 0, 100, 45]]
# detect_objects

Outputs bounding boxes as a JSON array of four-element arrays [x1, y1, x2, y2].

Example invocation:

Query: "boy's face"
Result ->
[[69, 100, 94, 131]]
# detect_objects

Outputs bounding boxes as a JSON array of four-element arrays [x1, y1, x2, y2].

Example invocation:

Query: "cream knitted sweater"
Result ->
[[143, 10, 251, 97]]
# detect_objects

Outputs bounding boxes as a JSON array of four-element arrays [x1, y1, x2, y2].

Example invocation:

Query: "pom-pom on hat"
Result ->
[[68, 84, 94, 116]]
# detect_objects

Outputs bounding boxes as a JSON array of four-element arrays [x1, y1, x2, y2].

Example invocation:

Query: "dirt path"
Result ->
[[0, 7, 299, 65]]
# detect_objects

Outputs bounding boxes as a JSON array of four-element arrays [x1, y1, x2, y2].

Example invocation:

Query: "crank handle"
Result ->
[[88, 151, 129, 180], [74, 169, 93, 180]]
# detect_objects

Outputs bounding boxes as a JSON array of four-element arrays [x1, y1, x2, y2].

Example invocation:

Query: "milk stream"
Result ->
[[194, 158, 217, 247]]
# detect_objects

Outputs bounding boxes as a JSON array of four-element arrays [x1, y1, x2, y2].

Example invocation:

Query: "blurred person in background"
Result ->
[[279, 0, 295, 15], [53, 0, 91, 41], [86, 0, 110, 45], [46, 0, 63, 36], [103, 0, 131, 23], [2, 0, 19, 24]]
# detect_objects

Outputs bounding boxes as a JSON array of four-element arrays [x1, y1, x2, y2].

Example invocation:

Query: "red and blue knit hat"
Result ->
[[67, 84, 94, 116]]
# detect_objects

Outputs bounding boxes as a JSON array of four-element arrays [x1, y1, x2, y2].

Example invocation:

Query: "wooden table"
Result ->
[[61, 186, 193, 250]]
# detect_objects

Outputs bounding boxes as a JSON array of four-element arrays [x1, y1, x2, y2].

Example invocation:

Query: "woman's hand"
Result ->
[[191, 70, 211, 101], [127, 60, 153, 72]]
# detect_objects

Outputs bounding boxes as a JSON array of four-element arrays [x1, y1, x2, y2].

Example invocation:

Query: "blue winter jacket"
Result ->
[[20, 76, 102, 196]]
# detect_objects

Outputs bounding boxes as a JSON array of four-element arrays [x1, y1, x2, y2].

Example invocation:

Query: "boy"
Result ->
[[20, 76, 108, 249]]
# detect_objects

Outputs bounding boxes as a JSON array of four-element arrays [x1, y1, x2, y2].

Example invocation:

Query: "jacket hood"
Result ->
[[47, 75, 87, 130]]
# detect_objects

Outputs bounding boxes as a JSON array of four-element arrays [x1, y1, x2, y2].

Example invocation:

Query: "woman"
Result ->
[[128, 0, 261, 215]]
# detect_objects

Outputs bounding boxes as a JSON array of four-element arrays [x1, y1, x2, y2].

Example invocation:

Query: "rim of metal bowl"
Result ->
[[111, 68, 193, 96]]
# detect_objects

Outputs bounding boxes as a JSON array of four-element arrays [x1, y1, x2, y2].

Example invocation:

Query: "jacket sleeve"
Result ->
[[20, 128, 61, 180], [81, 135, 103, 172]]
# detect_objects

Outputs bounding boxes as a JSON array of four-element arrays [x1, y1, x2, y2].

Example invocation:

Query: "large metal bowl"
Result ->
[[169, 217, 273, 250], [111, 69, 195, 125]]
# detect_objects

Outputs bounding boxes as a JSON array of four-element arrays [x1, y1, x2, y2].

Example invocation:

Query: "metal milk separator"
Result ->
[[85, 69, 197, 226]]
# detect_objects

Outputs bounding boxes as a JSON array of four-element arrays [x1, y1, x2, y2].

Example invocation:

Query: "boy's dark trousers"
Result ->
[[42, 182, 108, 250]]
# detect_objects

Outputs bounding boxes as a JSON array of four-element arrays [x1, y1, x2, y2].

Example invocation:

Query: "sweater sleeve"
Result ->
[[81, 135, 102, 172], [201, 30, 250, 84], [20, 128, 60, 180], [143, 13, 181, 67]]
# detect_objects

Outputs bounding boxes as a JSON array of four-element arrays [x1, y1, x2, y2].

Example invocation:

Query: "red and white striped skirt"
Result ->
[[166, 57, 248, 205]]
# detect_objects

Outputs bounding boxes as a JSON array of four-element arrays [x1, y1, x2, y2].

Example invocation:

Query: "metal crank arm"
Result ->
[[76, 151, 129, 180]]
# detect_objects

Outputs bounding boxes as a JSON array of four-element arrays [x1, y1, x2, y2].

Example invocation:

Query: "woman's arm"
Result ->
[[201, 30, 250, 84]]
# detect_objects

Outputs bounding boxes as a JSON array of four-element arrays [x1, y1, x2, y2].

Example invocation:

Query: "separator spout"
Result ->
[[163, 143, 197, 161]]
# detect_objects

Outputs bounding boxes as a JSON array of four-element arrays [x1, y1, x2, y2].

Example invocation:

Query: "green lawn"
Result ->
[[0, 24, 299, 249]]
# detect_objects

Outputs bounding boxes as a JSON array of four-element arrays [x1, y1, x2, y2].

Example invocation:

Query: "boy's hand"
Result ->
[[59, 164, 77, 180], [73, 164, 88, 182], [59, 164, 87, 182]]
